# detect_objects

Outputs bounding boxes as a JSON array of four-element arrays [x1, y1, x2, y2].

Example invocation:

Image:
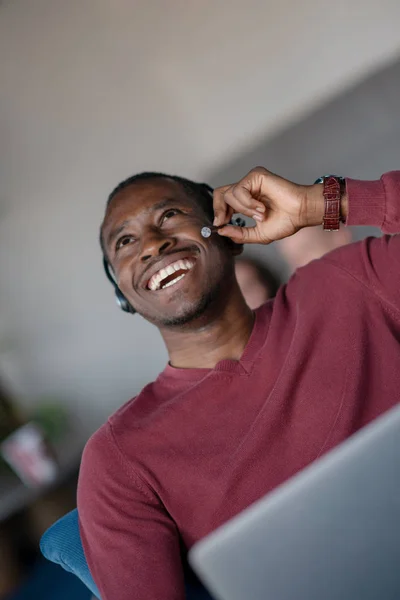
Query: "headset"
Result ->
[[103, 257, 137, 314]]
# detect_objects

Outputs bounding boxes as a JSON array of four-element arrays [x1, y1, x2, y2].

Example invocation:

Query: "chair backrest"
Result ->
[[40, 508, 214, 599], [40, 509, 100, 598]]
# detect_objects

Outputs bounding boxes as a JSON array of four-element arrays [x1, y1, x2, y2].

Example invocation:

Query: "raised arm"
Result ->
[[323, 172, 400, 314], [78, 424, 186, 600], [213, 168, 400, 241], [214, 169, 400, 311]]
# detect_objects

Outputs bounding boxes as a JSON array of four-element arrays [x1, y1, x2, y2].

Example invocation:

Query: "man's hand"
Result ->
[[213, 167, 324, 244]]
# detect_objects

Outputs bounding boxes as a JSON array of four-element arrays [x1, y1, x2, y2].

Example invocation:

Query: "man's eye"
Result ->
[[116, 235, 135, 251], [161, 209, 182, 224]]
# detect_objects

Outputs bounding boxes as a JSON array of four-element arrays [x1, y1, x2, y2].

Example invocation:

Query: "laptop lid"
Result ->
[[189, 405, 400, 600]]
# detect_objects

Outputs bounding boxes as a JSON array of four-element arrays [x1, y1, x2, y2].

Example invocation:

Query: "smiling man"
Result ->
[[101, 174, 245, 333], [78, 168, 400, 600]]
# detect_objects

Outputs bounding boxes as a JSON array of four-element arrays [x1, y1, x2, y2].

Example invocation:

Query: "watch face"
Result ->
[[314, 175, 344, 184]]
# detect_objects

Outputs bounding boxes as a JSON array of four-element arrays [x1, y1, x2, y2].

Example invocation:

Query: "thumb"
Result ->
[[217, 224, 264, 245]]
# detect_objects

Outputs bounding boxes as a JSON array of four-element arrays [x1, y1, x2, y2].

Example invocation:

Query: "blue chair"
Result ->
[[40, 509, 213, 599]]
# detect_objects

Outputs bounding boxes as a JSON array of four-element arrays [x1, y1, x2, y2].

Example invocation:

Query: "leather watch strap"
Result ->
[[322, 176, 342, 231]]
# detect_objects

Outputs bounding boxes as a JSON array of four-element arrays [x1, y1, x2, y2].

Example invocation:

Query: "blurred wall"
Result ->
[[1, 0, 400, 436], [210, 58, 400, 277]]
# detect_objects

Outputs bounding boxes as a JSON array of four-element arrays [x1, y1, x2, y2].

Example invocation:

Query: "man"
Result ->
[[78, 167, 400, 600]]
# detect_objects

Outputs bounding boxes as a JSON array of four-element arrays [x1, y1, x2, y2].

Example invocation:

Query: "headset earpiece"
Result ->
[[102, 257, 136, 314], [114, 288, 136, 314]]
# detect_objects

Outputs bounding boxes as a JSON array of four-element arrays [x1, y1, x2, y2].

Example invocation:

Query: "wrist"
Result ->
[[303, 184, 325, 227], [340, 182, 349, 222]]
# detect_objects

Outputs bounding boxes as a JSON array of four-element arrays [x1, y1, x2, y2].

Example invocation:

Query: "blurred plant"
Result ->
[[30, 399, 69, 443]]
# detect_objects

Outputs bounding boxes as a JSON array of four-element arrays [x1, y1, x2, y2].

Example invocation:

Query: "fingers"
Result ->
[[213, 185, 233, 226], [214, 167, 306, 245], [213, 182, 266, 225]]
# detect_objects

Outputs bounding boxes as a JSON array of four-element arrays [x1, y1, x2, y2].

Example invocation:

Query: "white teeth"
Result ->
[[162, 273, 186, 288], [148, 257, 195, 291], [158, 268, 169, 282]]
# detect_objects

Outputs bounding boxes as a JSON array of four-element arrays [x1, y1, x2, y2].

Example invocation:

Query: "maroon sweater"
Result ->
[[78, 172, 400, 600]]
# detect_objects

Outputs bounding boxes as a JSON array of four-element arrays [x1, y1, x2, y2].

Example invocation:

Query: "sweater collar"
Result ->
[[159, 302, 271, 382]]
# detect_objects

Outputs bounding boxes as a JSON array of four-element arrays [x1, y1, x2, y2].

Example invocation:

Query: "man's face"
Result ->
[[101, 178, 235, 327]]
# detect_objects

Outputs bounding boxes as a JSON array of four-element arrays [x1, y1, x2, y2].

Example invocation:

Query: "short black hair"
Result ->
[[100, 171, 214, 258]]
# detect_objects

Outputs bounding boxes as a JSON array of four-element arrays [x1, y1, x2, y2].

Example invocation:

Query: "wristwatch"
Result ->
[[314, 175, 345, 231], [314, 175, 345, 186]]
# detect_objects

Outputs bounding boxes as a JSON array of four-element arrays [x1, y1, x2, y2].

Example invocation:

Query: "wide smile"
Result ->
[[146, 257, 197, 292]]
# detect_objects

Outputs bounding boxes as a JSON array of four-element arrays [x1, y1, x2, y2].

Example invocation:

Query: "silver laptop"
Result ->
[[189, 404, 400, 600]]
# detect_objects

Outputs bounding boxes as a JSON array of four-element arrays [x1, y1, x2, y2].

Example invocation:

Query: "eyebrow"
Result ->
[[106, 219, 131, 248], [106, 197, 184, 249]]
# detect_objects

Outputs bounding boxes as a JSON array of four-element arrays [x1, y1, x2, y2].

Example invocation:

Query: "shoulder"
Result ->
[[78, 417, 155, 512], [79, 421, 125, 485], [291, 235, 391, 291], [275, 236, 392, 323], [265, 239, 372, 322], [79, 379, 165, 478], [285, 238, 370, 291]]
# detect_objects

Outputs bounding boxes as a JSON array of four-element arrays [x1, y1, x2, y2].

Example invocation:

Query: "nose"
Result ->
[[139, 230, 176, 263]]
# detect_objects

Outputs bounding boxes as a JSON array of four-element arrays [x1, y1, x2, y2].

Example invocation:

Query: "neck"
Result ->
[[160, 285, 255, 369]]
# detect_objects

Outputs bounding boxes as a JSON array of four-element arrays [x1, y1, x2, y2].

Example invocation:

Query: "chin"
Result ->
[[142, 289, 219, 328]]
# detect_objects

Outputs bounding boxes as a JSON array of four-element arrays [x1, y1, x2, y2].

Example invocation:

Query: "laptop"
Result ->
[[189, 404, 400, 600]]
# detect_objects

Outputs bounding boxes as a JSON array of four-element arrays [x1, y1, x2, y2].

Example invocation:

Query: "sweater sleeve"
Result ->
[[77, 424, 185, 600], [324, 171, 400, 313], [345, 171, 400, 233]]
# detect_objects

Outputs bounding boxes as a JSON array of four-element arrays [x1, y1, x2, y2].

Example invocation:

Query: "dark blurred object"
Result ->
[[7, 555, 92, 600], [0, 383, 22, 445], [235, 257, 281, 309], [0, 384, 83, 598], [0, 440, 82, 599], [0, 518, 23, 599]]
